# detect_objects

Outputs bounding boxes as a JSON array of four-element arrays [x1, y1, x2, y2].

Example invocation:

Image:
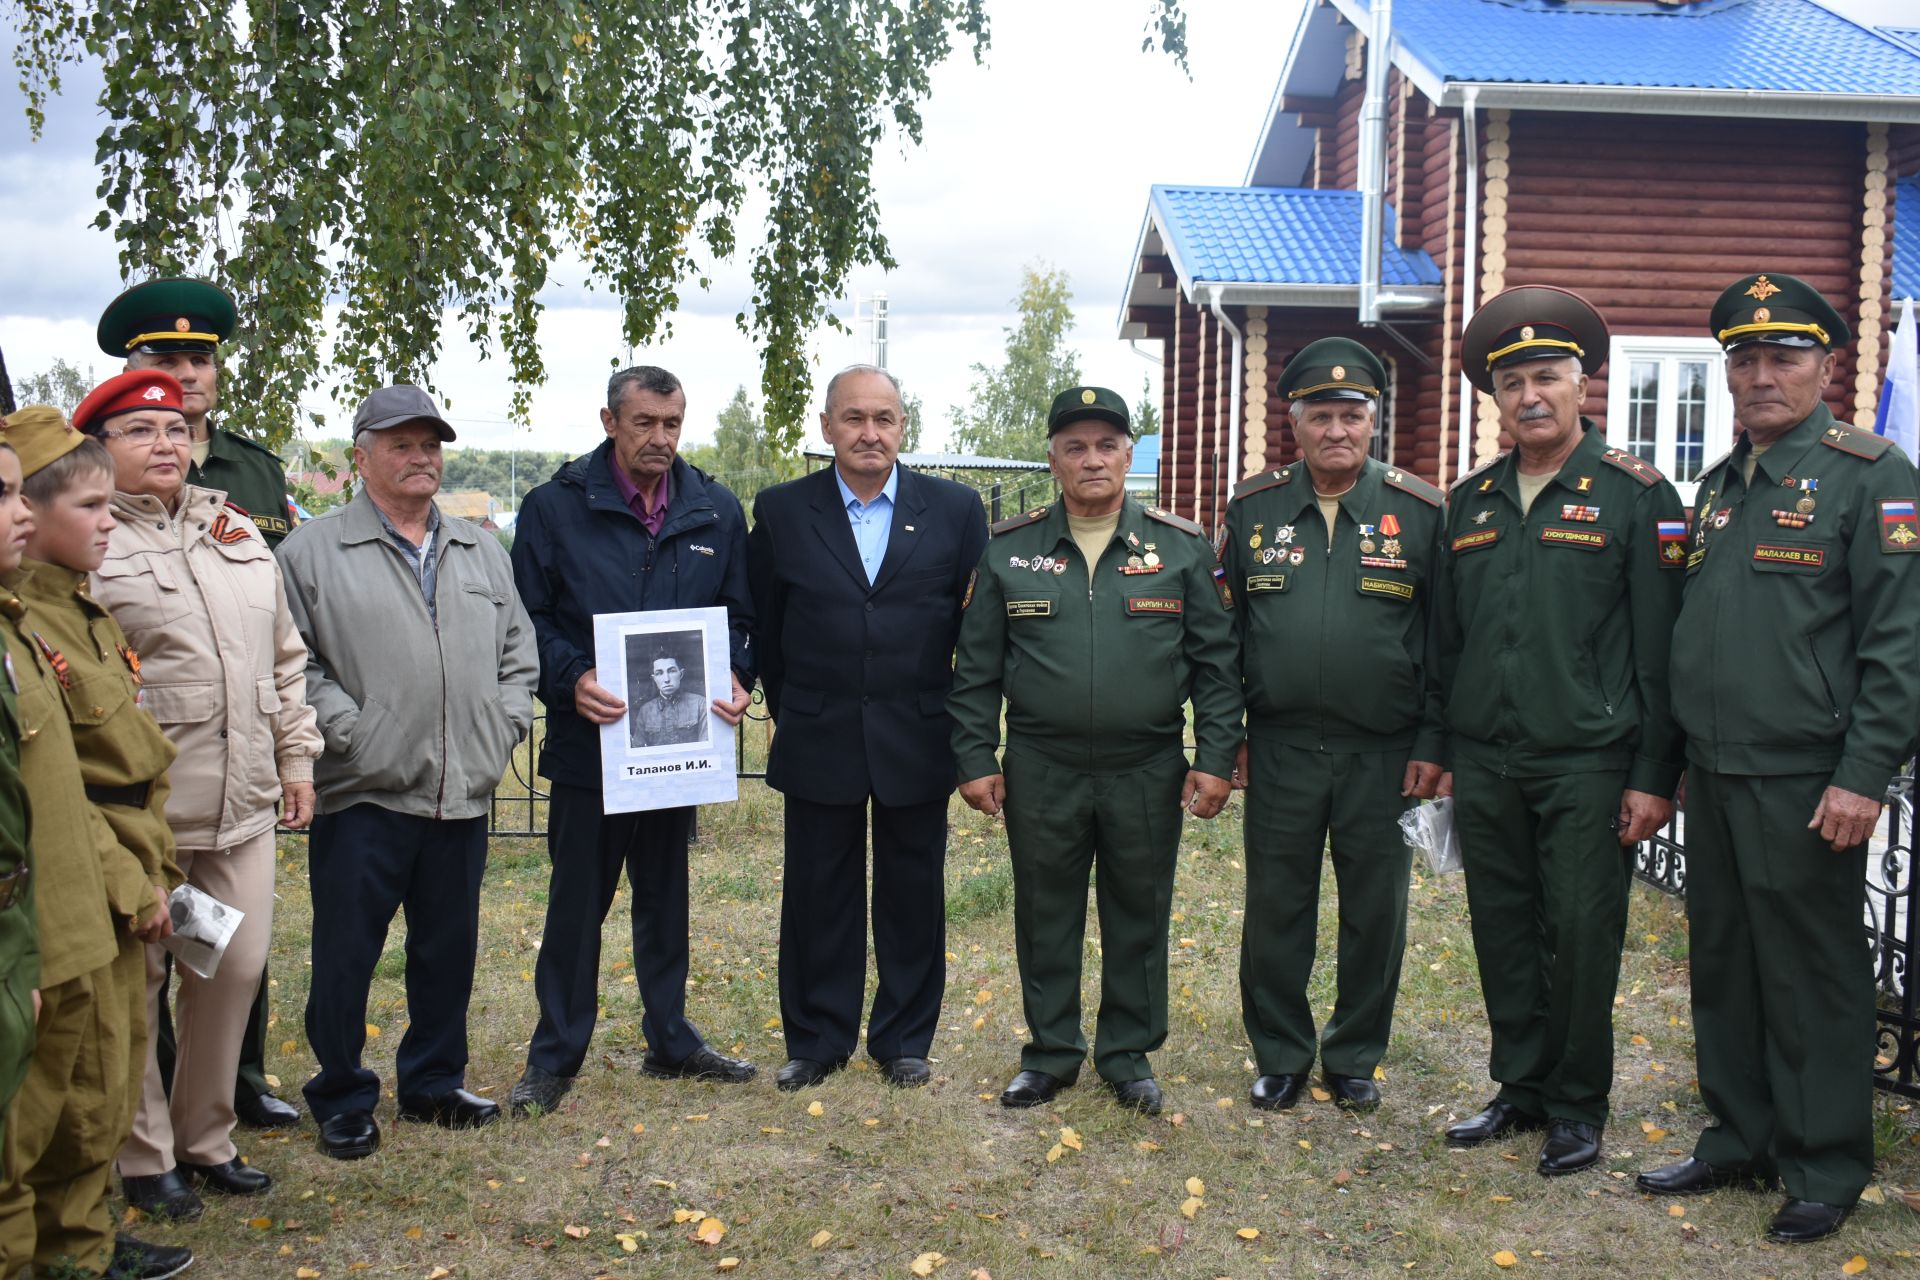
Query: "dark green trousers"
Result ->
[[1001, 747, 1185, 1083], [1453, 760, 1630, 1127], [1240, 738, 1412, 1077], [1684, 767, 1874, 1205]]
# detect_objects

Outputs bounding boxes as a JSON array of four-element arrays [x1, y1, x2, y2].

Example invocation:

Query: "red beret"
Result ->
[[71, 370, 187, 436]]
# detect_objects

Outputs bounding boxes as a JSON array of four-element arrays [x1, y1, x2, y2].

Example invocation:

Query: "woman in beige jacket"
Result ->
[[75, 372, 323, 1221]]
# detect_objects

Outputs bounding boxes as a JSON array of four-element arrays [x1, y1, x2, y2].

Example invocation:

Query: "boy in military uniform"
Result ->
[[0, 442, 35, 1147], [0, 409, 189, 1280], [1430, 287, 1686, 1177], [1637, 274, 1920, 1244], [949, 386, 1242, 1116], [1221, 339, 1445, 1114], [97, 276, 300, 1130]]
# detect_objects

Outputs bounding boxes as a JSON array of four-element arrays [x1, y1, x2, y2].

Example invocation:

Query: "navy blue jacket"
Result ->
[[748, 464, 987, 807], [511, 443, 753, 786]]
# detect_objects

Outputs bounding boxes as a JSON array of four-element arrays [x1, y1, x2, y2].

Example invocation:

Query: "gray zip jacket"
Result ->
[[277, 489, 538, 819]]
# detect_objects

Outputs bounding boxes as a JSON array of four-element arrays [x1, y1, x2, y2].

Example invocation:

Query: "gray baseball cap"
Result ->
[[351, 384, 456, 441]]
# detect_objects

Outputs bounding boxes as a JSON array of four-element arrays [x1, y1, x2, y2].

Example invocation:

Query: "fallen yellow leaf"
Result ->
[[564, 1224, 590, 1239], [1180, 1196, 1203, 1220], [1046, 1143, 1065, 1163], [1492, 1251, 1518, 1268], [427, 1270, 453, 1280], [1630, 1034, 1649, 1046], [1217, 1097, 1233, 1109], [1236, 1227, 1260, 1240], [807, 1100, 824, 1117], [673, 1209, 702, 1224], [296, 1270, 321, 1279], [1490, 1195, 1513, 1204], [810, 1230, 832, 1249], [632, 1122, 646, 1135], [248, 1217, 272, 1230], [1310, 1087, 1332, 1102], [1859, 1185, 1886, 1205], [1842, 1257, 1867, 1276], [617, 1234, 640, 1253], [403, 1225, 424, 1240], [972, 1016, 985, 1030], [1298, 1139, 1312, 1151], [1136, 1140, 1161, 1152], [910, 1251, 947, 1277], [695, 1217, 727, 1246], [365, 1023, 380, 1038], [1643, 1128, 1668, 1142], [1667, 1204, 1685, 1218], [685, 1113, 709, 1122], [718, 1260, 740, 1272], [1060, 1126, 1083, 1151], [1186, 1176, 1205, 1196]]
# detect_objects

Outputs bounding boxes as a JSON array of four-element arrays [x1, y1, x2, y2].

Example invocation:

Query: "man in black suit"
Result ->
[[748, 365, 989, 1089]]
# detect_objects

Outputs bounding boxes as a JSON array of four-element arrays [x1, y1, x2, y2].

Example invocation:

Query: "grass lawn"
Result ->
[[138, 724, 1920, 1279]]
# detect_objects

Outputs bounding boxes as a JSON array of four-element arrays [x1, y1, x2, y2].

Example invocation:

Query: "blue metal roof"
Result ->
[[1130, 433, 1161, 479], [1151, 186, 1441, 288], [1338, 0, 1920, 96], [1896, 175, 1920, 303], [1879, 28, 1920, 59]]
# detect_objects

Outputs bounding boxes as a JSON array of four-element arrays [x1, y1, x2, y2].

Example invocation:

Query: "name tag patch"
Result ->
[[1358, 576, 1414, 601], [1127, 596, 1183, 616], [1245, 574, 1287, 593], [1753, 544, 1824, 568], [1540, 526, 1609, 551], [1451, 528, 1501, 553], [1006, 599, 1053, 618]]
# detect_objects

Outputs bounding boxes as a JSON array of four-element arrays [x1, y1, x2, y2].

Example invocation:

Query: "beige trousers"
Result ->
[[116, 830, 276, 1175]]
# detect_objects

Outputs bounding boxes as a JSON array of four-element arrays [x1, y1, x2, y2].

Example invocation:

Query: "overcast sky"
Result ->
[[1, 0, 1911, 458]]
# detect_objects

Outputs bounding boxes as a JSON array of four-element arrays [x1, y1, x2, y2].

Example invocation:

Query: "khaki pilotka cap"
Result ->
[[0, 406, 89, 478]]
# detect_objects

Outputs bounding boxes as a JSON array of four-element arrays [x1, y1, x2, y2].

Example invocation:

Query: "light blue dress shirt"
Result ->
[[835, 464, 898, 584]]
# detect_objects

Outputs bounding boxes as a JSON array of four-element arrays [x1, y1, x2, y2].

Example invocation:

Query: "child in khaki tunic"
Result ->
[[0, 409, 187, 1280]]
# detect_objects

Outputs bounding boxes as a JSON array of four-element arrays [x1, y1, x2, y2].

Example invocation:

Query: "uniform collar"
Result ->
[[1277, 457, 1384, 524], [1731, 401, 1832, 489], [1038, 493, 1148, 554], [1488, 417, 1605, 507]]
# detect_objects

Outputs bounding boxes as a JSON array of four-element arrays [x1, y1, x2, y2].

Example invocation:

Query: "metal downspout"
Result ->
[[1210, 285, 1244, 530], [1459, 85, 1481, 480]]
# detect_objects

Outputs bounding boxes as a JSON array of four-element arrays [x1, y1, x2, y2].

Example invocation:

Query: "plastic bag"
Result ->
[[1398, 797, 1463, 875], [161, 882, 245, 979]]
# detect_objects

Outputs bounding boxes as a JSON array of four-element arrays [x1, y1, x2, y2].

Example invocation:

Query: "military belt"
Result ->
[[85, 781, 152, 809], [0, 864, 27, 911]]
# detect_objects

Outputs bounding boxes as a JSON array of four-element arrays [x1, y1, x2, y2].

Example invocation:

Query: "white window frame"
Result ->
[[1603, 336, 1729, 506]]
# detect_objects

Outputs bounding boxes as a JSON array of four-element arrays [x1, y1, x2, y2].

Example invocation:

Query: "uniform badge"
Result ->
[[1009, 555, 1026, 569], [1477, 477, 1495, 492], [1143, 544, 1161, 567], [1379, 514, 1401, 538], [1575, 476, 1594, 494], [1771, 509, 1812, 529], [1879, 499, 1920, 552], [1210, 562, 1234, 610], [1746, 274, 1782, 301], [118, 643, 143, 686], [1287, 546, 1305, 566], [1274, 524, 1295, 546], [1248, 522, 1264, 550], [1656, 520, 1688, 568], [1381, 537, 1402, 558], [961, 569, 976, 610], [30, 632, 69, 688], [1795, 478, 1818, 515], [1052, 559, 1068, 576], [1472, 509, 1494, 525], [1711, 508, 1732, 530], [208, 512, 252, 545], [1561, 504, 1600, 522], [1356, 524, 1377, 554]]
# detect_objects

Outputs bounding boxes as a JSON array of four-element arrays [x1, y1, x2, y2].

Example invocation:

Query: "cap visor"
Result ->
[[355, 414, 457, 441]]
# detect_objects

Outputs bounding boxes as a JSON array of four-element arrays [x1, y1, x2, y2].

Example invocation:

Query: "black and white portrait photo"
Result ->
[[625, 628, 711, 750]]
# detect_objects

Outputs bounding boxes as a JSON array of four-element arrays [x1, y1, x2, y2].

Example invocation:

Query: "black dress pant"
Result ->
[[302, 803, 488, 1120], [528, 784, 700, 1076], [779, 794, 948, 1064]]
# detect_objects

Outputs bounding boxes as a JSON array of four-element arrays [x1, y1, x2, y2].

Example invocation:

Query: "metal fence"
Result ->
[[1631, 769, 1919, 1101]]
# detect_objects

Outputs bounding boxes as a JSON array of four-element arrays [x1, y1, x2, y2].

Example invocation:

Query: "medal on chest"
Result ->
[[30, 632, 69, 689]]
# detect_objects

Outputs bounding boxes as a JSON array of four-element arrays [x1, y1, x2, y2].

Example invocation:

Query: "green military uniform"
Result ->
[[98, 275, 289, 1112], [1432, 292, 1686, 1133], [1669, 273, 1920, 1209], [0, 557, 144, 1278], [1222, 338, 1446, 1088], [0, 633, 36, 1152], [189, 424, 293, 545], [949, 388, 1242, 1088]]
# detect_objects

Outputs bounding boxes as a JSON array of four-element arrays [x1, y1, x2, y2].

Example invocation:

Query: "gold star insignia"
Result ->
[[1332, 365, 1346, 380], [1746, 275, 1781, 301], [1080, 389, 1096, 404]]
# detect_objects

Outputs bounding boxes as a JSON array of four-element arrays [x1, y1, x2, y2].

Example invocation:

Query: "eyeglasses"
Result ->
[[102, 424, 192, 447]]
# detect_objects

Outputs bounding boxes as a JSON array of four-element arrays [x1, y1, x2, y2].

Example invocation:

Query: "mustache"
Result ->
[[1518, 405, 1555, 421]]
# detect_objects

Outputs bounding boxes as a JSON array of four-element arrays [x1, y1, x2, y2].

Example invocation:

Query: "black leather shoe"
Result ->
[[1635, 1156, 1774, 1196], [108, 1233, 193, 1279], [1323, 1071, 1381, 1112], [1537, 1119, 1602, 1176], [999, 1069, 1074, 1108], [120, 1169, 203, 1222], [1766, 1197, 1852, 1244], [508, 1065, 574, 1117], [1445, 1097, 1548, 1148], [1250, 1073, 1308, 1111], [180, 1156, 271, 1195], [879, 1056, 931, 1087], [1109, 1077, 1164, 1115], [316, 1110, 380, 1160], [775, 1058, 841, 1091], [642, 1044, 757, 1083], [397, 1087, 501, 1130], [234, 1089, 301, 1129]]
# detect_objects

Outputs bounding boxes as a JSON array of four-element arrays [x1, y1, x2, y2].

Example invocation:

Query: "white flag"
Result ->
[[1875, 296, 1918, 461]]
